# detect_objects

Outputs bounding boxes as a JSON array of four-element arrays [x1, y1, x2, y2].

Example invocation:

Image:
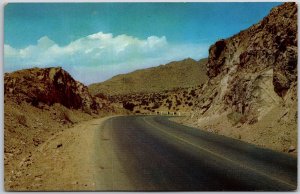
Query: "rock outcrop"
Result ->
[[180, 2, 298, 153], [196, 2, 297, 122], [4, 67, 98, 113]]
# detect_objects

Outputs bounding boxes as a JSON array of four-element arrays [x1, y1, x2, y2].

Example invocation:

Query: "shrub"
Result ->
[[239, 115, 248, 124], [190, 90, 197, 97], [141, 100, 148, 106], [152, 102, 160, 109], [123, 102, 135, 111], [168, 102, 172, 110], [227, 112, 242, 126], [16, 114, 27, 127], [95, 93, 108, 100], [248, 117, 258, 125]]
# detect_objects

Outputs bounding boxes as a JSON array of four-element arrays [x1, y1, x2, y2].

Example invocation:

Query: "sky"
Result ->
[[4, 2, 282, 84]]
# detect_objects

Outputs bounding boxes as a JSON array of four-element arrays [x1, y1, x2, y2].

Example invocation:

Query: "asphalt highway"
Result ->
[[98, 115, 297, 191]]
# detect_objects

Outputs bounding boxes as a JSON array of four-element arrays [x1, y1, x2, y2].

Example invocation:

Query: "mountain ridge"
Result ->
[[88, 58, 208, 96]]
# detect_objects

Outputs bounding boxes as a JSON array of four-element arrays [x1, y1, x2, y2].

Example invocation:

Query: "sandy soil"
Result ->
[[5, 116, 119, 191], [172, 104, 297, 155]]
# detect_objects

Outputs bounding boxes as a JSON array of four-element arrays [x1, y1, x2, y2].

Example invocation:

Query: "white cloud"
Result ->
[[4, 45, 18, 57], [4, 32, 208, 84]]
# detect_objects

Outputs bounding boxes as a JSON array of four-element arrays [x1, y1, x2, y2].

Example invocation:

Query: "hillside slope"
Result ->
[[4, 67, 114, 190], [178, 2, 297, 153], [88, 58, 208, 96]]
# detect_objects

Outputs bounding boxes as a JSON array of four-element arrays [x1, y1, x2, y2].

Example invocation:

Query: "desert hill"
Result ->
[[178, 2, 297, 152], [4, 67, 119, 190], [108, 86, 202, 115], [88, 58, 208, 96]]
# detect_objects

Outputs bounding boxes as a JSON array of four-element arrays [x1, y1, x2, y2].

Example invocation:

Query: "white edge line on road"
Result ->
[[142, 117, 296, 189]]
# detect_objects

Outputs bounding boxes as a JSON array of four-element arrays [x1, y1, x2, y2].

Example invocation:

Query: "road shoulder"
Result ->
[[6, 116, 115, 191]]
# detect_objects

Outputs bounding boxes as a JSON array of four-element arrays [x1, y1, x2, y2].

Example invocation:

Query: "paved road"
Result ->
[[98, 115, 297, 191]]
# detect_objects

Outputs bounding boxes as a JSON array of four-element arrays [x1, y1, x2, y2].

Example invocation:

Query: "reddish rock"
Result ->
[[4, 67, 98, 113]]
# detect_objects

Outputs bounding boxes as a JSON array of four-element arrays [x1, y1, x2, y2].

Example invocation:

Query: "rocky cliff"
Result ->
[[184, 2, 297, 152], [4, 67, 98, 113], [198, 2, 297, 120]]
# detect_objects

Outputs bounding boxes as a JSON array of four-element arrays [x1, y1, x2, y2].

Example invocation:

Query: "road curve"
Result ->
[[97, 115, 297, 191]]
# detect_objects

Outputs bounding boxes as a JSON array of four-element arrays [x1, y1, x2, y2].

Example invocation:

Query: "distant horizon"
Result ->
[[4, 2, 282, 84], [4, 57, 207, 85]]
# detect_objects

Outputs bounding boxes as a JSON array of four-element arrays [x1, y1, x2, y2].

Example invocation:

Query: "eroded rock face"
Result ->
[[197, 2, 297, 123], [4, 67, 97, 113], [207, 2, 297, 97], [207, 39, 227, 78]]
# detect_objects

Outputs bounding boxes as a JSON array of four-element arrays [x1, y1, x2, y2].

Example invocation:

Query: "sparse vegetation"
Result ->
[[152, 102, 160, 109], [227, 112, 243, 126], [16, 114, 27, 126], [176, 99, 182, 106], [123, 102, 135, 111]]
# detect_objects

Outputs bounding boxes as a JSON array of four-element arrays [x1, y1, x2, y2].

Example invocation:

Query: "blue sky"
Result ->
[[4, 2, 282, 84]]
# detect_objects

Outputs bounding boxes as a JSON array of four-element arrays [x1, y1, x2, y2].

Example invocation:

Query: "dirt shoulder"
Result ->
[[5, 116, 116, 191], [171, 106, 297, 155]]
